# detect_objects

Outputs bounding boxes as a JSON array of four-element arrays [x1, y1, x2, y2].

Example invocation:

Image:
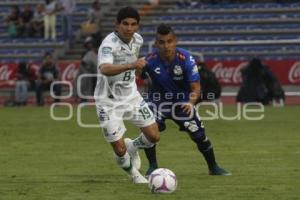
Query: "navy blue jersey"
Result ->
[[144, 48, 200, 103]]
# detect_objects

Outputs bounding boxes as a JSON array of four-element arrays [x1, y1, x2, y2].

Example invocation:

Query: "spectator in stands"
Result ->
[[77, 0, 102, 47], [236, 57, 285, 105], [15, 62, 29, 106], [87, 0, 103, 47], [139, 0, 160, 16], [74, 36, 97, 102], [87, 0, 102, 30], [57, 0, 76, 42], [44, 0, 57, 40], [4, 5, 20, 37], [30, 3, 45, 37], [35, 52, 61, 106], [197, 61, 221, 101], [18, 4, 34, 37]]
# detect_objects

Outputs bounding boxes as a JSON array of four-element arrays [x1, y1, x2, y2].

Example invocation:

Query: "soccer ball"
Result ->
[[148, 168, 177, 194]]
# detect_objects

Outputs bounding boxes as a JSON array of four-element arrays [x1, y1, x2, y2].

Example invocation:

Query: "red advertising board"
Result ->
[[0, 63, 18, 88], [0, 61, 80, 88], [206, 60, 300, 86], [1, 60, 300, 88]]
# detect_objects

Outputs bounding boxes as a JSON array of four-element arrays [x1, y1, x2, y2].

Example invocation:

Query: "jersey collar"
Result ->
[[157, 49, 178, 69], [114, 31, 135, 50]]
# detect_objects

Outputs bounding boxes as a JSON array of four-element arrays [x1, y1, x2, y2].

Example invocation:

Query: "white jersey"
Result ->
[[94, 32, 143, 106]]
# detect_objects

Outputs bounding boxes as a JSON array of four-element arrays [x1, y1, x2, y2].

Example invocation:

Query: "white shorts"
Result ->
[[96, 95, 155, 143]]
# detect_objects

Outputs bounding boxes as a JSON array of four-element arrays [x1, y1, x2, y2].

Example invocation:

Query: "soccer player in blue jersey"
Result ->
[[142, 24, 231, 176]]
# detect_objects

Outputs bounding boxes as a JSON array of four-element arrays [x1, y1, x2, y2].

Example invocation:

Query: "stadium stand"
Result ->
[[0, 0, 299, 106], [0, 0, 114, 60], [2, 0, 299, 61], [90, 0, 300, 61]]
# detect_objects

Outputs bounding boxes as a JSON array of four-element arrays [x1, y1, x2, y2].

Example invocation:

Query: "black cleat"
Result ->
[[209, 166, 231, 176], [145, 166, 158, 178]]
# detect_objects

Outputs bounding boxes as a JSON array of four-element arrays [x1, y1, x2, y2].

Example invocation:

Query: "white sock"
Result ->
[[132, 133, 155, 150], [114, 151, 132, 173], [114, 152, 142, 176]]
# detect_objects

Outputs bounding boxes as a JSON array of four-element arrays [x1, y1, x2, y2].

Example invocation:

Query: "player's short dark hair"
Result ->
[[156, 24, 175, 35], [116, 7, 140, 24]]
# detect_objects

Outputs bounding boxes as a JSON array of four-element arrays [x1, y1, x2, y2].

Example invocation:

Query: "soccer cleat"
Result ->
[[209, 165, 232, 176], [132, 173, 149, 184], [124, 138, 141, 170]]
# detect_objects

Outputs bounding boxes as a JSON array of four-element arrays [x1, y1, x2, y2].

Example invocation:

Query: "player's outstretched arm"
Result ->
[[100, 63, 133, 76], [181, 81, 201, 115], [189, 81, 201, 105], [100, 58, 147, 76]]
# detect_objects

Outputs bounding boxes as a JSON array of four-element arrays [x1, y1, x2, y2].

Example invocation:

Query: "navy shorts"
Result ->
[[149, 102, 205, 136]]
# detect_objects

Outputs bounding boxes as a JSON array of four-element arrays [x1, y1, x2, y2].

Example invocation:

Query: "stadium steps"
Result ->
[[63, 42, 85, 60], [0, 0, 110, 62]]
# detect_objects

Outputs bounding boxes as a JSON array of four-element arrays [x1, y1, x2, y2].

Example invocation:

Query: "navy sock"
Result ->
[[199, 146, 217, 170], [144, 145, 158, 168], [194, 137, 217, 170]]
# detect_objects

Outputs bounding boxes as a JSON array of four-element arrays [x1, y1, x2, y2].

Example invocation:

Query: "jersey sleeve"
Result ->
[[97, 42, 114, 66], [143, 53, 155, 79], [185, 55, 200, 82]]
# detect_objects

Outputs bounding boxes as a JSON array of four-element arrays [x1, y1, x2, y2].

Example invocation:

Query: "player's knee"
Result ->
[[112, 142, 127, 157], [145, 130, 160, 144], [150, 132, 160, 144], [142, 123, 160, 144]]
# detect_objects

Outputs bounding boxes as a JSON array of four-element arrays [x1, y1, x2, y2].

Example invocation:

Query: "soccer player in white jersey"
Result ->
[[94, 7, 160, 184]]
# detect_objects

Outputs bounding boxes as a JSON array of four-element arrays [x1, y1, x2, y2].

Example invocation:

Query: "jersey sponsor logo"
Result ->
[[183, 120, 199, 133], [288, 61, 300, 83], [192, 65, 198, 75], [212, 62, 246, 84], [173, 65, 184, 80], [173, 65, 183, 75], [0, 65, 13, 81], [101, 47, 112, 56], [189, 56, 196, 65], [173, 76, 184, 80], [114, 53, 126, 62], [62, 63, 79, 81], [99, 110, 110, 121], [154, 67, 160, 74]]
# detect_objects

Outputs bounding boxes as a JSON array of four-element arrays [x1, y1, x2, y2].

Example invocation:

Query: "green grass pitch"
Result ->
[[0, 105, 299, 200]]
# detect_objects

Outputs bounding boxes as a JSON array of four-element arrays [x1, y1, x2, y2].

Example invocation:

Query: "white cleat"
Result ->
[[132, 173, 149, 184], [124, 138, 141, 170]]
